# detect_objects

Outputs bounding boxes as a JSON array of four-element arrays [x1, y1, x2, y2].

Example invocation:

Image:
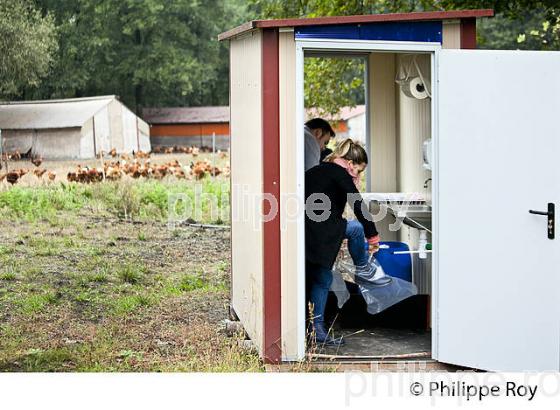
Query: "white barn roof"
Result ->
[[0, 95, 116, 130]]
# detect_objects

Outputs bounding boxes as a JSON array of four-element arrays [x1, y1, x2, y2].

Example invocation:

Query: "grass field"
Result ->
[[0, 153, 264, 372]]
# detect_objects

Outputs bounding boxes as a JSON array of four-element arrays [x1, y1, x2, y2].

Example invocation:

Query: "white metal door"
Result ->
[[435, 50, 560, 371]]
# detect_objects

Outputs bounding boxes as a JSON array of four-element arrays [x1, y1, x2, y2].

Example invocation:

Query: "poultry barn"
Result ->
[[0, 95, 150, 160]]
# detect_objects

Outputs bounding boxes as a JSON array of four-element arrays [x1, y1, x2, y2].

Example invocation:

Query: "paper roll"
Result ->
[[402, 76, 429, 100]]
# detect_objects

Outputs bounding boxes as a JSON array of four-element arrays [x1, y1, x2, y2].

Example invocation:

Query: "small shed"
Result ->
[[306, 105, 366, 142], [221, 8, 560, 372], [0, 96, 150, 159], [142, 106, 230, 150]]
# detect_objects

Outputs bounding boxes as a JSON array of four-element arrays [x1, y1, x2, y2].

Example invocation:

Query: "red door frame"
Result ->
[[262, 28, 282, 364]]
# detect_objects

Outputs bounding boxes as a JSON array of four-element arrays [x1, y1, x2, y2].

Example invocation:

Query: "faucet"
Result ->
[[423, 178, 432, 189]]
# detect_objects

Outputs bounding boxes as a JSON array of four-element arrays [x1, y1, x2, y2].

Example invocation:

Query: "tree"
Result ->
[[28, 0, 249, 111], [0, 0, 57, 98]]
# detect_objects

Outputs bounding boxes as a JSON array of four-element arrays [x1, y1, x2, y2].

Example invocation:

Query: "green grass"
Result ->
[[116, 263, 146, 285], [178, 273, 207, 292], [0, 271, 17, 281], [112, 294, 153, 316], [0, 178, 230, 224], [17, 292, 59, 315]]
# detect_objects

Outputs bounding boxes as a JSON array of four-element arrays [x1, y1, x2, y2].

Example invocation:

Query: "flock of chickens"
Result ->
[[0, 147, 229, 186]]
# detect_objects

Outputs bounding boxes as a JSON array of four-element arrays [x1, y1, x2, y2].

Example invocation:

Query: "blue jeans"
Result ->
[[345, 219, 369, 267], [307, 220, 368, 326]]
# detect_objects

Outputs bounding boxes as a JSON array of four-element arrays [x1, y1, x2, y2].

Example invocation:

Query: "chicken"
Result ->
[[47, 171, 56, 181], [33, 169, 47, 178], [109, 148, 117, 158], [133, 150, 150, 159], [6, 170, 25, 185], [31, 156, 43, 167]]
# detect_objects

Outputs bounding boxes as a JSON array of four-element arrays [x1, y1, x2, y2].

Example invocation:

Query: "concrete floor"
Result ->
[[315, 327, 431, 358]]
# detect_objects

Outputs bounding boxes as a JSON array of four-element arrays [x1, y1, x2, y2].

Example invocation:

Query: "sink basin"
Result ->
[[387, 205, 432, 232], [364, 194, 432, 232]]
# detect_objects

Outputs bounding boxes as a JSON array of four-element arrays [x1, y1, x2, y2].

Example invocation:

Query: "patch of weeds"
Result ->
[[74, 291, 92, 303], [116, 263, 146, 285], [1, 261, 20, 281], [217, 261, 229, 273], [63, 237, 76, 248], [90, 272, 108, 283], [29, 237, 61, 257], [0, 245, 10, 256], [17, 292, 59, 315], [89, 246, 106, 257], [0, 271, 17, 281], [137, 232, 147, 241], [112, 294, 153, 315], [20, 347, 76, 372], [171, 229, 181, 238], [178, 273, 207, 292]]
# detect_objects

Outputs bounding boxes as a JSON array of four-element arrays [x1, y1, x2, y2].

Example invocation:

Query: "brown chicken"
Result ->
[[34, 169, 47, 178], [31, 156, 43, 167]]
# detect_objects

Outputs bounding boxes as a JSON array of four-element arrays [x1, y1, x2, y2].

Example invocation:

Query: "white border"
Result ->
[[295, 41, 306, 361], [295, 38, 441, 361]]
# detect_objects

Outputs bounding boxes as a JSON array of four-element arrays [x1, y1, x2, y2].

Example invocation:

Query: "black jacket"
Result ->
[[305, 162, 378, 268]]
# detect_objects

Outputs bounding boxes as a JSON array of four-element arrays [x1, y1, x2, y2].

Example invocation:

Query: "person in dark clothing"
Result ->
[[305, 139, 380, 346]]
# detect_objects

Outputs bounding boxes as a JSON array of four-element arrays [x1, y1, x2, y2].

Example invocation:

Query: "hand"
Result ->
[[367, 235, 381, 254]]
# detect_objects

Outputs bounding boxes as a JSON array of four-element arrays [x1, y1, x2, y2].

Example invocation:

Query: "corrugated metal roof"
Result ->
[[142, 106, 230, 124], [218, 9, 494, 41], [0, 96, 115, 130]]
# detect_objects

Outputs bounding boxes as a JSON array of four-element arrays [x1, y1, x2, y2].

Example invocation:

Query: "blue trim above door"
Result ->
[[295, 21, 442, 43]]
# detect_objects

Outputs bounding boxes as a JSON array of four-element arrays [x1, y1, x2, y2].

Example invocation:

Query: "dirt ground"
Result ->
[[0, 215, 263, 371], [0, 153, 262, 371]]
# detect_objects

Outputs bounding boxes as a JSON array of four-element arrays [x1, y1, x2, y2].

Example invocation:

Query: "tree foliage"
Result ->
[[0, 0, 57, 98], [26, 0, 248, 111]]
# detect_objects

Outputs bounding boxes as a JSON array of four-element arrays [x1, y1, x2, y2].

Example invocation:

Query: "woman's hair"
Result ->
[[324, 138, 368, 165]]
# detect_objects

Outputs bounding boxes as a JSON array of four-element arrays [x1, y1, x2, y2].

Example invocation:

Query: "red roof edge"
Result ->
[[218, 9, 494, 41]]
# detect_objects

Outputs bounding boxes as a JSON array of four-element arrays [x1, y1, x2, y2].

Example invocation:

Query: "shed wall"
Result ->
[[230, 31, 264, 355], [80, 118, 96, 158], [278, 30, 302, 360], [2, 128, 81, 159]]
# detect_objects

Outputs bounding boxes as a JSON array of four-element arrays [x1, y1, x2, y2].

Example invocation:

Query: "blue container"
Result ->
[[374, 241, 413, 282]]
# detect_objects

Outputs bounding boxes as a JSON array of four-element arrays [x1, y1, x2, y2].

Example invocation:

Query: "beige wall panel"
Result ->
[[230, 31, 264, 355], [278, 31, 301, 360], [93, 107, 111, 155], [368, 53, 398, 241], [2, 130, 33, 153], [368, 53, 397, 193], [80, 118, 95, 158], [33, 128, 81, 159], [442, 20, 461, 49], [108, 99, 124, 152]]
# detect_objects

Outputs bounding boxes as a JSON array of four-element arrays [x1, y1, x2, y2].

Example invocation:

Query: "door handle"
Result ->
[[529, 203, 555, 239]]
